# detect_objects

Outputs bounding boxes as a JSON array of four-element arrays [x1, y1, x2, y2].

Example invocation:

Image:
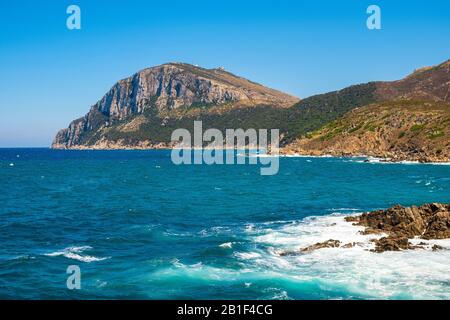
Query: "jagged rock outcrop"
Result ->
[[346, 203, 450, 252], [277, 203, 449, 256], [52, 63, 299, 149]]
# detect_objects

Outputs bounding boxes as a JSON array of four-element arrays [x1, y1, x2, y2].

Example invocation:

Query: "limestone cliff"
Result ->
[[52, 63, 299, 148]]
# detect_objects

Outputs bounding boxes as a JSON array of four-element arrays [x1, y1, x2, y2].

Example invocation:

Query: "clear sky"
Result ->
[[0, 0, 449, 147]]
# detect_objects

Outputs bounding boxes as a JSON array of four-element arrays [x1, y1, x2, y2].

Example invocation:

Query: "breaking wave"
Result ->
[[149, 212, 450, 299], [44, 246, 110, 263], [240, 213, 450, 299]]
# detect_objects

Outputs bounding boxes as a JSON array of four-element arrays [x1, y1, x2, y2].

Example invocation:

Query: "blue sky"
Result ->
[[0, 0, 449, 147]]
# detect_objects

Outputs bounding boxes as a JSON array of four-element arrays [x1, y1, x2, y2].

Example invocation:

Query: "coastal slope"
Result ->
[[283, 100, 450, 162], [284, 59, 450, 162]]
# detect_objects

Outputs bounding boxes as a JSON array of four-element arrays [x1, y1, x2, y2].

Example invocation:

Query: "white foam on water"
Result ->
[[243, 214, 450, 299], [244, 223, 256, 233], [246, 154, 272, 158], [233, 252, 262, 260], [197, 226, 231, 237], [254, 213, 383, 251], [279, 154, 334, 158], [151, 259, 346, 299], [351, 157, 450, 166], [219, 242, 233, 249], [263, 287, 291, 300], [96, 280, 108, 288], [12, 255, 35, 260], [63, 252, 108, 263], [150, 212, 450, 299], [160, 260, 249, 282], [154, 259, 303, 284], [44, 246, 109, 263]]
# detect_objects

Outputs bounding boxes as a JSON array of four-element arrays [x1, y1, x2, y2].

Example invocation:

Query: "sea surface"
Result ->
[[0, 148, 449, 299]]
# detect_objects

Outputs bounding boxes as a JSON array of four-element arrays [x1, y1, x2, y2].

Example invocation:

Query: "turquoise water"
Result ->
[[0, 148, 449, 299]]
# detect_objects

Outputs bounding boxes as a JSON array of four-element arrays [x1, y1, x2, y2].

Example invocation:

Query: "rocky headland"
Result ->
[[52, 62, 299, 149]]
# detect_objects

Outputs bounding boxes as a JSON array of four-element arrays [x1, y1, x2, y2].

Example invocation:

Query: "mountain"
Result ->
[[52, 63, 299, 149], [284, 60, 450, 162], [53, 60, 450, 160]]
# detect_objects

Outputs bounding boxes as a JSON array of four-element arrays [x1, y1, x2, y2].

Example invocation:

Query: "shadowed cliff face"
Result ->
[[52, 63, 299, 148], [95, 63, 299, 118]]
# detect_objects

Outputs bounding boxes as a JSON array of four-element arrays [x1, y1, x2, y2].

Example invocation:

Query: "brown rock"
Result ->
[[352, 203, 449, 252], [300, 239, 341, 253], [422, 210, 450, 239], [432, 244, 444, 251], [278, 239, 341, 256], [371, 236, 411, 253], [342, 242, 362, 248], [344, 216, 359, 223]]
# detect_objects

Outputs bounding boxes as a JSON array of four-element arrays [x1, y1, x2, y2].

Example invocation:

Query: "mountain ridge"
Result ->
[[283, 59, 450, 162], [52, 59, 450, 162]]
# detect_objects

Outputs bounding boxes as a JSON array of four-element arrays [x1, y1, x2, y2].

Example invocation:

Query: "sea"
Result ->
[[0, 148, 449, 299]]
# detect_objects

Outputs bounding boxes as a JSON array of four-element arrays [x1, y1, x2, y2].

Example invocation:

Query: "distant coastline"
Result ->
[[52, 60, 450, 164], [50, 143, 450, 164]]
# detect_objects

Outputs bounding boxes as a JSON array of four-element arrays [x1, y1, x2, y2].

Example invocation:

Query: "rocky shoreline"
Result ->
[[279, 149, 450, 164], [279, 203, 450, 255]]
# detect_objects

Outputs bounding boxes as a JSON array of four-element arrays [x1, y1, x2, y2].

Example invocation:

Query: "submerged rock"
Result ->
[[432, 244, 444, 251], [300, 239, 341, 253], [278, 239, 341, 256]]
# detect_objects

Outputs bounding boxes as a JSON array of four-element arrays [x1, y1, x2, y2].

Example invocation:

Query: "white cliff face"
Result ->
[[98, 64, 250, 120], [52, 63, 299, 148]]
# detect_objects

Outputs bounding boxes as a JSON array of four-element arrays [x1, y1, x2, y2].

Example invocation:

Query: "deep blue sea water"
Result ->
[[0, 148, 449, 299]]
